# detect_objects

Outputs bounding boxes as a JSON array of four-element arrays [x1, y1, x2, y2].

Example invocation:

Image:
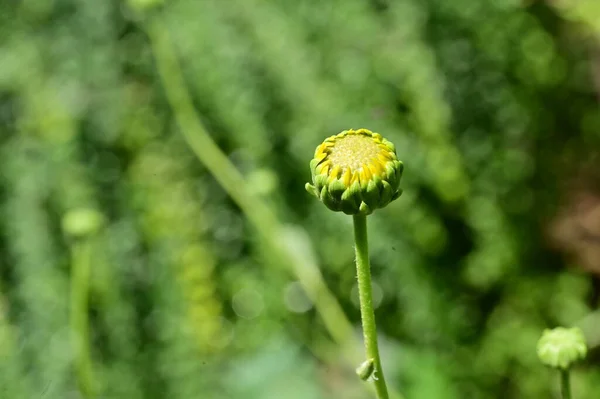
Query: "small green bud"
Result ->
[[62, 208, 105, 238], [356, 358, 376, 381], [306, 129, 403, 215], [127, 0, 163, 12], [537, 327, 587, 369]]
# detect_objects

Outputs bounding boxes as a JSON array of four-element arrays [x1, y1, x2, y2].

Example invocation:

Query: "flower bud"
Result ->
[[356, 358, 376, 381], [306, 129, 403, 215], [537, 327, 587, 369], [127, 0, 163, 12], [62, 208, 105, 238]]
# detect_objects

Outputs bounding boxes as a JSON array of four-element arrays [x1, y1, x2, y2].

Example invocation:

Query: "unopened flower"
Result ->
[[62, 208, 105, 238], [356, 358, 377, 381], [537, 327, 587, 369], [305, 129, 403, 215]]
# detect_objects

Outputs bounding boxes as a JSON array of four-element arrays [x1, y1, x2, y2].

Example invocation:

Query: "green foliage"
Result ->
[[0, 0, 599, 398]]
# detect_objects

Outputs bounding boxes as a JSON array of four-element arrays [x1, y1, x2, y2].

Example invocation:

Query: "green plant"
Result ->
[[306, 129, 404, 399], [537, 327, 588, 399], [62, 208, 105, 398]]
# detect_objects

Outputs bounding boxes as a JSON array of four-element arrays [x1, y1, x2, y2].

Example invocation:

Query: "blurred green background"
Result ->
[[1, 0, 600, 398]]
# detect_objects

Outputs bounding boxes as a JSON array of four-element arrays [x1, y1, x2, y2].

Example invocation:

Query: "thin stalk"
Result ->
[[560, 369, 571, 399], [70, 240, 95, 398], [144, 17, 354, 349], [353, 214, 389, 399]]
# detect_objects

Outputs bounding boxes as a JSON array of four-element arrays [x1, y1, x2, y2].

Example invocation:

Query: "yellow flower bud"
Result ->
[[306, 129, 403, 215]]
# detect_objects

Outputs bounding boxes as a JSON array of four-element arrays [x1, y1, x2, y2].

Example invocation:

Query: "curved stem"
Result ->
[[353, 214, 389, 399], [144, 16, 354, 348], [70, 240, 95, 398], [560, 369, 571, 399]]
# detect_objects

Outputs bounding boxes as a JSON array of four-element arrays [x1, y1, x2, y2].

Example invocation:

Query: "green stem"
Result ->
[[144, 17, 354, 348], [70, 240, 95, 398], [353, 214, 389, 399], [560, 369, 571, 399]]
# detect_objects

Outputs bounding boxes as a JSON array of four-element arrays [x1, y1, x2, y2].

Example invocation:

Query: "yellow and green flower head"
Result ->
[[306, 129, 403, 215]]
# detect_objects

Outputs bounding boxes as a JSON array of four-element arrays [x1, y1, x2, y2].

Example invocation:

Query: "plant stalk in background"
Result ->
[[70, 240, 94, 398], [306, 129, 404, 399], [142, 15, 356, 353], [63, 208, 105, 398]]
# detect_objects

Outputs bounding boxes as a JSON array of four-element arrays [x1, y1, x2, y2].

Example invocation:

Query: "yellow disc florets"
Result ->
[[305, 129, 403, 215]]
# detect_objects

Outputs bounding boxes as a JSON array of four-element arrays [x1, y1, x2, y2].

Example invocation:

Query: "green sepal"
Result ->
[[382, 139, 395, 153], [392, 160, 404, 189], [314, 174, 328, 191], [320, 185, 340, 212], [309, 158, 320, 174], [340, 180, 361, 214], [305, 183, 318, 197], [328, 178, 347, 198], [385, 163, 398, 186], [363, 179, 381, 210], [379, 180, 393, 207], [359, 201, 372, 215], [395, 160, 404, 176]]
